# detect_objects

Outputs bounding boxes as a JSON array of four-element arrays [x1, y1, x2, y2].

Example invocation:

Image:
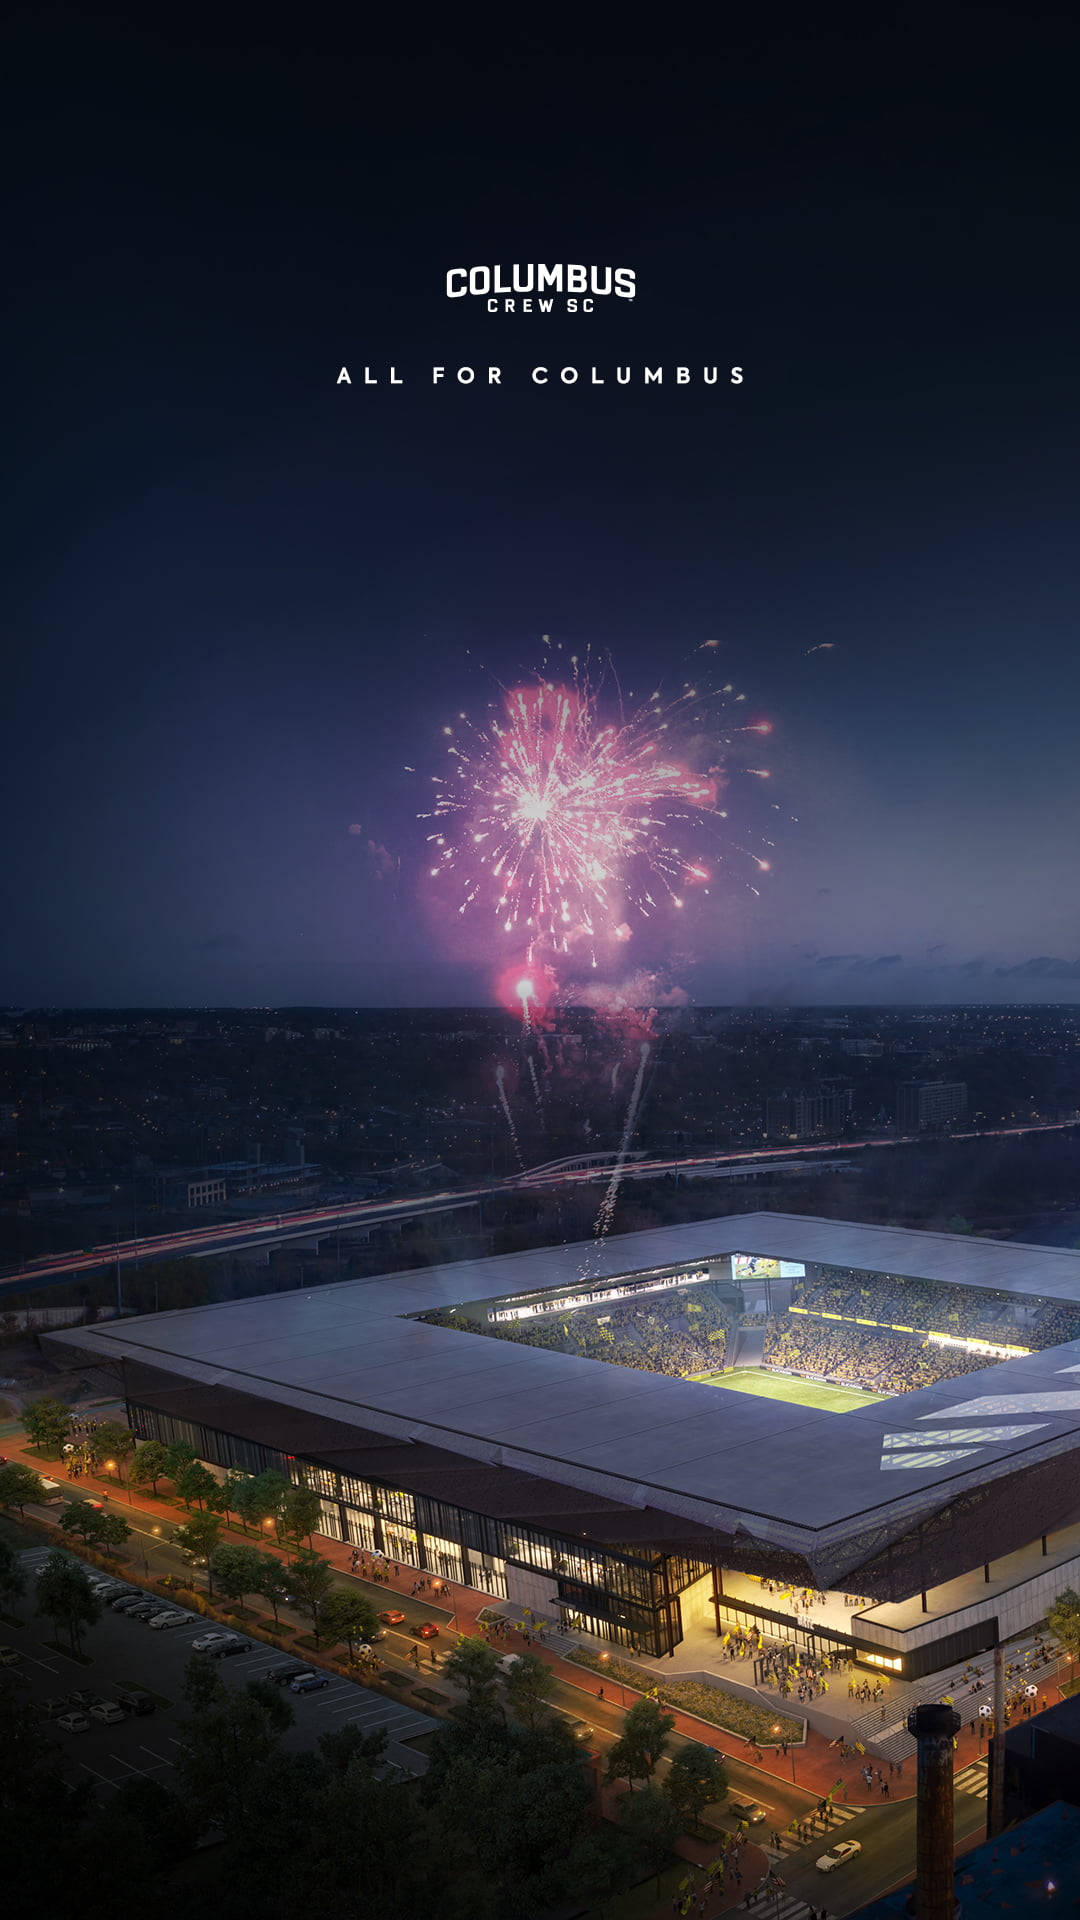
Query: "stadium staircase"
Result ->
[[727, 1326, 765, 1369]]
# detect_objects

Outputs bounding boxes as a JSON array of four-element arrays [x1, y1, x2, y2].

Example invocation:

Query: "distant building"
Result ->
[[896, 1080, 968, 1131], [154, 1171, 228, 1210], [840, 1038, 883, 1057], [766, 1085, 852, 1140], [152, 1159, 318, 1210]]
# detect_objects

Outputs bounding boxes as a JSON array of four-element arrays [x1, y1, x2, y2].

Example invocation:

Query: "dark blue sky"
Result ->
[[5, 12, 1080, 1005]]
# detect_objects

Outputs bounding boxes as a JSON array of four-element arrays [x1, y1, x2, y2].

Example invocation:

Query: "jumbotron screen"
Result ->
[[732, 1254, 806, 1280]]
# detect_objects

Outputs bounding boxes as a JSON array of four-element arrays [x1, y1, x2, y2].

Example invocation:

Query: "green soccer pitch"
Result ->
[[687, 1366, 889, 1413]]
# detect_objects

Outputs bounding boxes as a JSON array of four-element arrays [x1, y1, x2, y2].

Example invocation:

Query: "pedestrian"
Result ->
[[598, 1686, 604, 1700]]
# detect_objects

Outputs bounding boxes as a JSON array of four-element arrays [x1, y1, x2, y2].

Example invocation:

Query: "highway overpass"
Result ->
[[1, 1117, 1074, 1296]]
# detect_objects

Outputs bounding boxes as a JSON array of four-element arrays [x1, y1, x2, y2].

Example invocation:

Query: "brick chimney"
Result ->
[[906, 1702, 961, 1920]]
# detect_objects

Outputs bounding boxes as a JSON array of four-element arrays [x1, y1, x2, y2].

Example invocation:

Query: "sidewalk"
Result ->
[[4, 1422, 1064, 1808]]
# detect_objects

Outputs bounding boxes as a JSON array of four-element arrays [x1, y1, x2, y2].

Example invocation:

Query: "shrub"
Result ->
[[566, 1648, 803, 1744]]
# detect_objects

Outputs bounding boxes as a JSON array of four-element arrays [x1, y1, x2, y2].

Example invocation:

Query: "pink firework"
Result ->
[[421, 647, 774, 966]]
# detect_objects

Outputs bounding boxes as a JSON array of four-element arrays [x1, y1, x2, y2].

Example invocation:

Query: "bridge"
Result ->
[[1, 1117, 1074, 1296]]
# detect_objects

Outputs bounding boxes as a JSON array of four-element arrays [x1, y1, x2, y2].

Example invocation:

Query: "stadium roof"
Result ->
[[46, 1214, 1080, 1563]]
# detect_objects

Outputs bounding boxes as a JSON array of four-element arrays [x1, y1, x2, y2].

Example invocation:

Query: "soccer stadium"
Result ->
[[47, 1213, 1080, 1687]]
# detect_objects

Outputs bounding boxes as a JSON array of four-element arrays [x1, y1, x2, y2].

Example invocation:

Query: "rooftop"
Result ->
[[46, 1213, 1080, 1559]]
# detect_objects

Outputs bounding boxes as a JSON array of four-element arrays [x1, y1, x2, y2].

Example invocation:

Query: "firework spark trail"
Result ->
[[526, 1053, 544, 1118], [583, 1041, 651, 1275], [495, 1065, 523, 1170]]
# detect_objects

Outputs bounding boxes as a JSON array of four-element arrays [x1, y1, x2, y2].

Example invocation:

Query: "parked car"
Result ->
[[816, 1841, 862, 1874], [66, 1691, 105, 1710], [410, 1622, 439, 1640], [290, 1672, 329, 1692], [210, 1637, 248, 1658], [192, 1631, 235, 1653], [0, 1646, 21, 1666], [57, 1711, 92, 1733], [115, 1690, 156, 1716], [89, 1702, 126, 1725], [378, 1609, 406, 1627], [267, 1665, 316, 1688], [39, 1696, 69, 1717], [146, 1610, 192, 1630], [730, 1801, 768, 1826], [112, 1594, 151, 1612]]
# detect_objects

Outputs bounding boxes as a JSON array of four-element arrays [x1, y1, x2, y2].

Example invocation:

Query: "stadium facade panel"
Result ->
[[46, 1213, 1080, 1677]]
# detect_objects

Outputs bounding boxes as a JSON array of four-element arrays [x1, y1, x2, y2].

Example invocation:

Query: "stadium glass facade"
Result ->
[[128, 1398, 710, 1656]]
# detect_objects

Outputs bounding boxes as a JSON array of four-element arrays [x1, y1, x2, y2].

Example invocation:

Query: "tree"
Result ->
[[218, 1469, 249, 1529], [234, 1467, 288, 1535], [161, 1441, 198, 1486], [443, 1634, 502, 1712], [128, 1439, 170, 1495], [175, 1460, 220, 1512], [86, 1422, 136, 1480], [59, 1500, 110, 1546], [423, 1713, 596, 1915], [504, 1649, 555, 1729], [175, 1662, 294, 1840], [0, 1461, 46, 1518], [35, 1549, 100, 1655], [278, 1482, 322, 1549], [606, 1698, 675, 1792], [98, 1511, 132, 1555], [318, 1719, 389, 1774], [1048, 1588, 1080, 1666], [320, 1587, 382, 1661], [22, 1397, 72, 1456], [0, 1539, 26, 1614], [662, 1740, 728, 1829], [286, 1549, 334, 1645], [617, 1784, 681, 1892], [174, 1512, 223, 1589], [209, 1543, 267, 1612], [256, 1555, 294, 1625]]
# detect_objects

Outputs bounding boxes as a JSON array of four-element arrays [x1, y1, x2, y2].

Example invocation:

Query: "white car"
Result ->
[[89, 1702, 126, 1725], [147, 1610, 191, 1630], [57, 1711, 91, 1733], [816, 1840, 862, 1873]]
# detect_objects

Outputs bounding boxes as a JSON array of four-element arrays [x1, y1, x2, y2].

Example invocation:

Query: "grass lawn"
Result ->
[[688, 1366, 888, 1413]]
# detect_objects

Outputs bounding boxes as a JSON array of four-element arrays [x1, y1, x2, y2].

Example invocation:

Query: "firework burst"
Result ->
[[420, 643, 773, 971]]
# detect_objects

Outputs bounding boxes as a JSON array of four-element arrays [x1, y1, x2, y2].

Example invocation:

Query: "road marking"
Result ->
[[139, 1745, 173, 1765], [79, 1761, 119, 1784]]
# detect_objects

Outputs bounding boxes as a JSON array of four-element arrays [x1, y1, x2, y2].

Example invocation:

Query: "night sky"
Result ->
[[6, 12, 1080, 1007]]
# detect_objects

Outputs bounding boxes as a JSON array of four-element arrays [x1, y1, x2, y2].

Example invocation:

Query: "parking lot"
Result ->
[[7, 1546, 436, 1797]]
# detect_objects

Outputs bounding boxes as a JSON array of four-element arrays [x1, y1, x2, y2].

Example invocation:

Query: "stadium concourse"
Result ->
[[45, 1212, 1080, 1693]]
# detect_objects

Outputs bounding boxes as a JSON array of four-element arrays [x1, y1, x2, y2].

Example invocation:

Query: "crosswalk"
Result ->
[[766, 1900, 827, 1920], [954, 1759, 989, 1800], [769, 1801, 857, 1858]]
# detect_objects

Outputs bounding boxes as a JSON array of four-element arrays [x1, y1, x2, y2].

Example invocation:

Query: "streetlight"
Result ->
[[600, 1649, 626, 1710]]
